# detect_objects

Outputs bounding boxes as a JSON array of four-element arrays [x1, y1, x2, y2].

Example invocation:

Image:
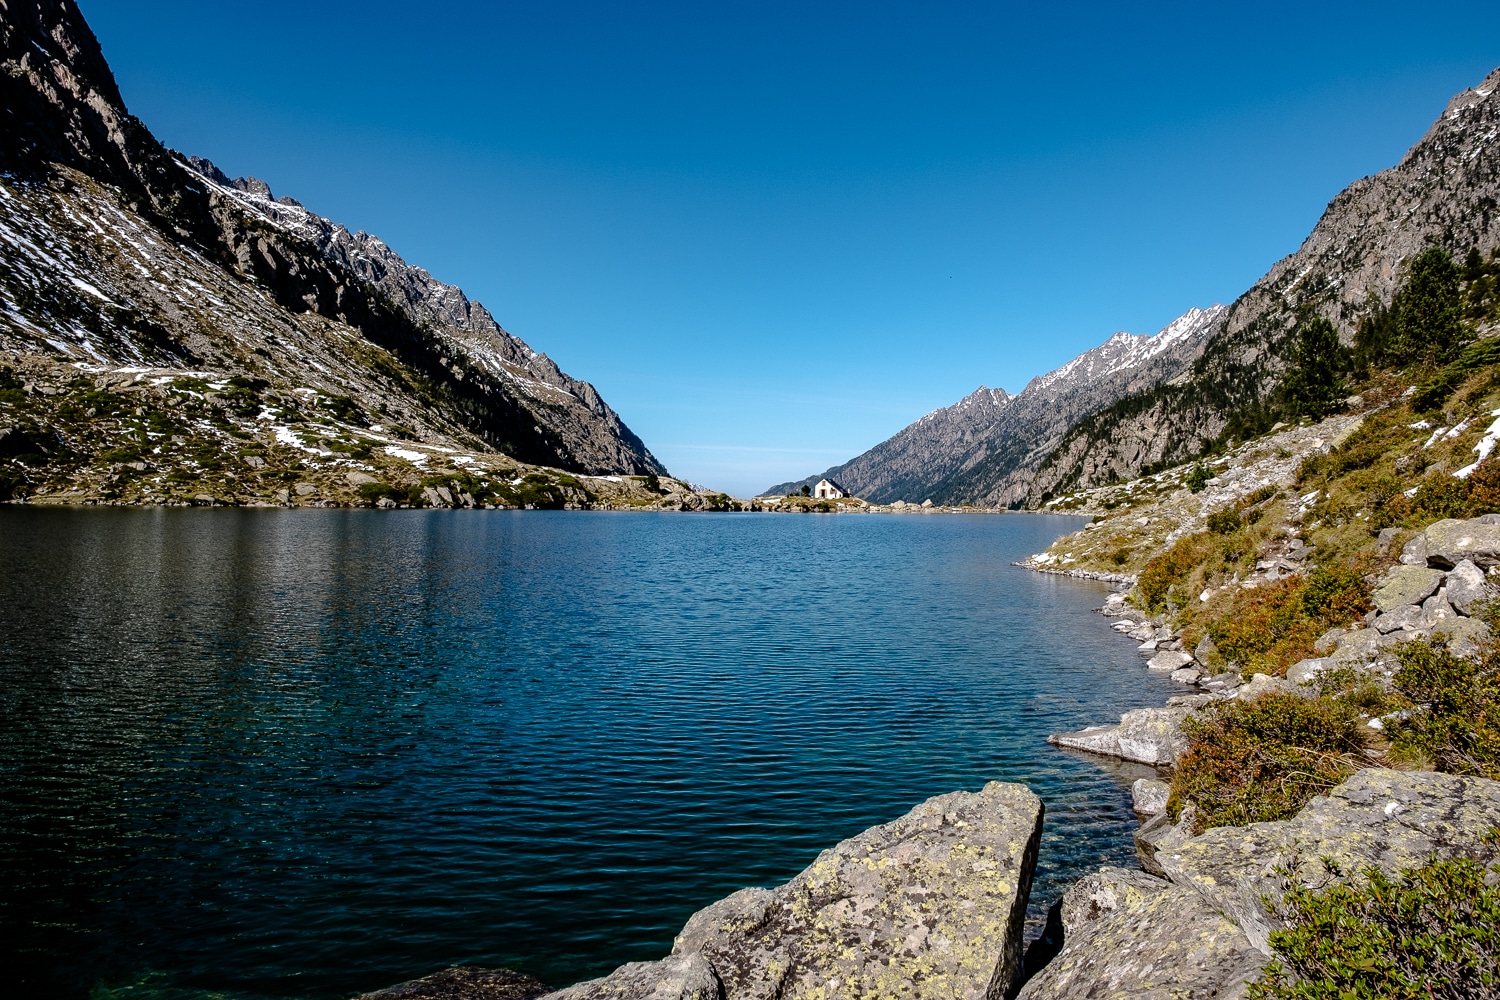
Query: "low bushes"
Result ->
[[1385, 640, 1500, 779], [1170, 692, 1364, 831], [1251, 855, 1500, 1000], [1195, 567, 1369, 677]]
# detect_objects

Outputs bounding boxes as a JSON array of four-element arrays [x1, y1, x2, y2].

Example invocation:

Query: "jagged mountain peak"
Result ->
[[1022, 305, 1226, 399]]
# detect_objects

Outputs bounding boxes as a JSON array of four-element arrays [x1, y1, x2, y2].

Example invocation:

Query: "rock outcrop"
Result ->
[[1157, 768, 1500, 955], [540, 955, 720, 1000], [671, 781, 1044, 1000], [1015, 867, 1265, 1000]]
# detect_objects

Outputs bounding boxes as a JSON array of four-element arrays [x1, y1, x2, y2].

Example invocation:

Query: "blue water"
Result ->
[[0, 508, 1174, 999]]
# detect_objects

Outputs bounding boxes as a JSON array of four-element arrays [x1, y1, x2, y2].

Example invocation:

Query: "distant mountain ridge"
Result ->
[[772, 65, 1500, 507], [766, 305, 1225, 502], [0, 0, 663, 476]]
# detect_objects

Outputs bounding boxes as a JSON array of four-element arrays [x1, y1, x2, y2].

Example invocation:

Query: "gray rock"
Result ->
[[1376, 526, 1401, 555], [1233, 673, 1300, 701], [1131, 778, 1171, 816], [1313, 627, 1347, 654], [242, 454, 265, 469], [1420, 591, 1457, 627], [1166, 693, 1222, 709], [1370, 565, 1444, 612], [346, 471, 378, 486], [1433, 616, 1493, 659], [1373, 604, 1425, 633], [376, 496, 398, 509], [1423, 517, 1500, 569], [1157, 768, 1500, 955], [1445, 558, 1493, 615], [1049, 707, 1191, 765], [1194, 634, 1221, 666], [541, 955, 718, 1000], [1146, 650, 1194, 673], [294, 481, 317, 496], [1327, 628, 1384, 665], [1399, 532, 1429, 565], [1134, 807, 1197, 878], [1015, 867, 1265, 1000], [1286, 656, 1334, 687], [1201, 671, 1242, 693], [1170, 666, 1203, 685], [358, 966, 550, 999], [675, 782, 1043, 1000]]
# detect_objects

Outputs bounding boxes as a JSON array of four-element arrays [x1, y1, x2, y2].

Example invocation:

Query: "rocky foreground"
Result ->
[[358, 766, 1500, 1000]]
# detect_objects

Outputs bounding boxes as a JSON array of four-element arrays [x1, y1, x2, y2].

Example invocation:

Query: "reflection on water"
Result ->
[[0, 508, 1174, 999]]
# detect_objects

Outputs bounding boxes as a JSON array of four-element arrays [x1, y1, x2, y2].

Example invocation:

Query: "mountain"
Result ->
[[766, 305, 1226, 503], [0, 0, 663, 491], [772, 66, 1500, 507]]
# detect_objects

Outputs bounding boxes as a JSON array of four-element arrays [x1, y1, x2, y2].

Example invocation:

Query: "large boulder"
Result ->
[[1156, 769, 1500, 955], [1433, 615, 1493, 658], [673, 782, 1044, 1000], [1445, 558, 1494, 615], [540, 955, 719, 1000], [1015, 867, 1266, 1000], [1370, 565, 1444, 612], [1048, 707, 1191, 766], [1422, 517, 1500, 569]]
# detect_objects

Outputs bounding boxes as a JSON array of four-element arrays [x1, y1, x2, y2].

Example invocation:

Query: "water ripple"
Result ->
[[0, 509, 1175, 999]]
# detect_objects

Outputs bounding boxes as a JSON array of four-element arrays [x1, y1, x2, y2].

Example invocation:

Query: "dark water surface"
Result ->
[[0, 508, 1173, 999]]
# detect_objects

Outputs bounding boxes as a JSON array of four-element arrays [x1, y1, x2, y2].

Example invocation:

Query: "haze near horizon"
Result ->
[[80, 0, 1500, 496]]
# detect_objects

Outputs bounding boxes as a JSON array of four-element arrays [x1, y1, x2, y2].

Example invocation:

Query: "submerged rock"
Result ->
[[1015, 867, 1265, 1000], [673, 781, 1044, 1000]]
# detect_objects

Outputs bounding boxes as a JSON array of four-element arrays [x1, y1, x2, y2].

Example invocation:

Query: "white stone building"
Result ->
[[813, 478, 848, 499]]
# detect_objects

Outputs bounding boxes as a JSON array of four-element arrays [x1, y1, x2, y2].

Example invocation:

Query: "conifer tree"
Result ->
[[1281, 316, 1347, 419]]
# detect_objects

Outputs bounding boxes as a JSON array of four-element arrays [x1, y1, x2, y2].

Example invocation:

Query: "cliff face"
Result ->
[[775, 67, 1500, 508], [0, 0, 664, 476]]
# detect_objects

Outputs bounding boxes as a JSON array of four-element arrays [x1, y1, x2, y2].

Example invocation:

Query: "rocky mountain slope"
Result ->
[[0, 0, 664, 506], [767, 305, 1226, 503], [777, 66, 1500, 507]]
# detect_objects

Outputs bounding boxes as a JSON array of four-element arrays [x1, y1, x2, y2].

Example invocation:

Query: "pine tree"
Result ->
[[1393, 247, 1465, 363], [1281, 316, 1348, 419]]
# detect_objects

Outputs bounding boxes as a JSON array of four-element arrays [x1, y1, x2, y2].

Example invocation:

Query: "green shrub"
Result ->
[[1170, 692, 1363, 831], [1251, 856, 1500, 1000], [1137, 532, 1217, 612], [1387, 641, 1500, 778], [357, 482, 395, 504], [1207, 508, 1241, 534], [1186, 460, 1211, 492]]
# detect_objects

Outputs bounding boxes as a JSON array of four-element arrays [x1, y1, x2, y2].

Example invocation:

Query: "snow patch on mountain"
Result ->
[[1022, 306, 1226, 398]]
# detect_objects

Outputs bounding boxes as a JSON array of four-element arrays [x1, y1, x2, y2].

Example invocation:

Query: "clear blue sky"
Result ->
[[81, 1, 1500, 496]]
